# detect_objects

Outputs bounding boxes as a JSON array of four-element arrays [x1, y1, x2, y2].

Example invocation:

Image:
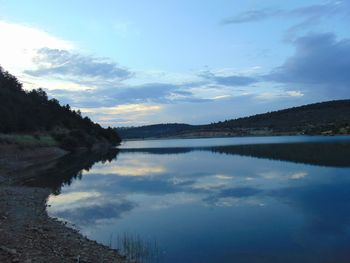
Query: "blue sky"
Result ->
[[0, 0, 349, 126]]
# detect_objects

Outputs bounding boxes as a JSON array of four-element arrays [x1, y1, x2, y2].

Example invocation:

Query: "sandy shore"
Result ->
[[0, 146, 127, 263]]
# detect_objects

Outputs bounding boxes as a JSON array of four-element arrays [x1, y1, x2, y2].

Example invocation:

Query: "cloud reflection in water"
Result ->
[[45, 140, 350, 262]]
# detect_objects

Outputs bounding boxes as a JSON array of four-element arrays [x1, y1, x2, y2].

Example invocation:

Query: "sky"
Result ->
[[0, 0, 349, 126]]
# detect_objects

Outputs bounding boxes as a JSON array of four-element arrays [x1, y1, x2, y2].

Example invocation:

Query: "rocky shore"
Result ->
[[0, 146, 127, 263]]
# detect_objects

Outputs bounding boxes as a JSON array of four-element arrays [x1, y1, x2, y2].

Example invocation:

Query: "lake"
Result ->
[[40, 136, 350, 263]]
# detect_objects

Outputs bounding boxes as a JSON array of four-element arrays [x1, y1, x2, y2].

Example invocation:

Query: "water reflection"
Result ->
[[21, 148, 119, 194], [123, 141, 350, 167], [40, 138, 350, 262]]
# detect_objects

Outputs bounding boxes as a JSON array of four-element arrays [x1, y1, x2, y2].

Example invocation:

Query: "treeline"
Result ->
[[0, 66, 121, 150], [117, 100, 350, 139], [116, 123, 194, 139], [209, 100, 350, 134]]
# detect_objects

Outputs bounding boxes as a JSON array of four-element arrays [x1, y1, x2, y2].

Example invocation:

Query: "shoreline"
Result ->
[[120, 132, 350, 142], [0, 145, 126, 263]]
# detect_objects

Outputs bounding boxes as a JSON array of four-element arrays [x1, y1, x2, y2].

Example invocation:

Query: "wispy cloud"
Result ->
[[200, 70, 259, 87], [222, 1, 348, 25], [106, 83, 194, 104], [47, 81, 204, 109], [222, 8, 282, 24], [25, 48, 132, 82]]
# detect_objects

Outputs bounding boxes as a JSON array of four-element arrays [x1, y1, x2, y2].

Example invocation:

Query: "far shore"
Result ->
[[120, 132, 348, 142]]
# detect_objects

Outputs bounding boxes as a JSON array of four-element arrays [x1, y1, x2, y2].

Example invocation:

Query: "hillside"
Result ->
[[117, 100, 350, 139], [0, 66, 121, 150], [209, 100, 350, 134], [117, 123, 195, 139]]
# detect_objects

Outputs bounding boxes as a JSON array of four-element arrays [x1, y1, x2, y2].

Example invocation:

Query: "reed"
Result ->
[[113, 232, 161, 263]]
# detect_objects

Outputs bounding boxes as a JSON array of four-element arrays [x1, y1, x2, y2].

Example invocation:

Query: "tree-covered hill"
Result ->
[[0, 66, 121, 150], [116, 123, 195, 139], [117, 100, 350, 139], [209, 100, 350, 134]]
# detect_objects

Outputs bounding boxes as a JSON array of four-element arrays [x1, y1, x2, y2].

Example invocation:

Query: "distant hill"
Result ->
[[117, 123, 195, 139], [117, 100, 350, 139], [0, 66, 121, 150]]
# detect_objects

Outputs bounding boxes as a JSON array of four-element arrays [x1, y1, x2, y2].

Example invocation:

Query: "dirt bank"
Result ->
[[0, 145, 127, 263]]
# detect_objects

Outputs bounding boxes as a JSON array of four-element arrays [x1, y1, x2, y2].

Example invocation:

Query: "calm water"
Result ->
[[40, 136, 350, 263], [120, 135, 350, 149]]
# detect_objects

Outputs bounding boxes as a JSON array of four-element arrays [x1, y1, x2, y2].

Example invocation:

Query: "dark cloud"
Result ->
[[201, 71, 258, 87], [25, 48, 132, 81], [214, 75, 258, 86], [222, 2, 348, 25], [266, 33, 350, 96]]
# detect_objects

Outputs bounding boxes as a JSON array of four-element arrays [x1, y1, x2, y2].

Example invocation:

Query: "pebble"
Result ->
[[0, 176, 6, 183], [0, 183, 126, 263], [0, 245, 17, 255]]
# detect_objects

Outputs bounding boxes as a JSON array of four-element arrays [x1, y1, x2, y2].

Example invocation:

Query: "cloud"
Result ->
[[104, 83, 195, 104], [266, 33, 350, 96], [79, 103, 163, 126], [1, 19, 339, 127], [25, 48, 132, 82], [81, 104, 162, 115], [222, 8, 282, 24], [286, 91, 304, 97], [0, 20, 73, 74], [45, 81, 211, 126], [47, 81, 201, 109], [289, 1, 345, 18], [222, 1, 348, 25], [200, 70, 258, 87]]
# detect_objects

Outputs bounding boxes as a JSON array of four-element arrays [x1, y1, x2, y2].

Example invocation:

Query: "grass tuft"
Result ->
[[0, 134, 58, 147]]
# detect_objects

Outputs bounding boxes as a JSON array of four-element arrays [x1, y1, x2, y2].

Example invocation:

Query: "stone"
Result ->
[[0, 175, 6, 183], [0, 245, 17, 255]]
